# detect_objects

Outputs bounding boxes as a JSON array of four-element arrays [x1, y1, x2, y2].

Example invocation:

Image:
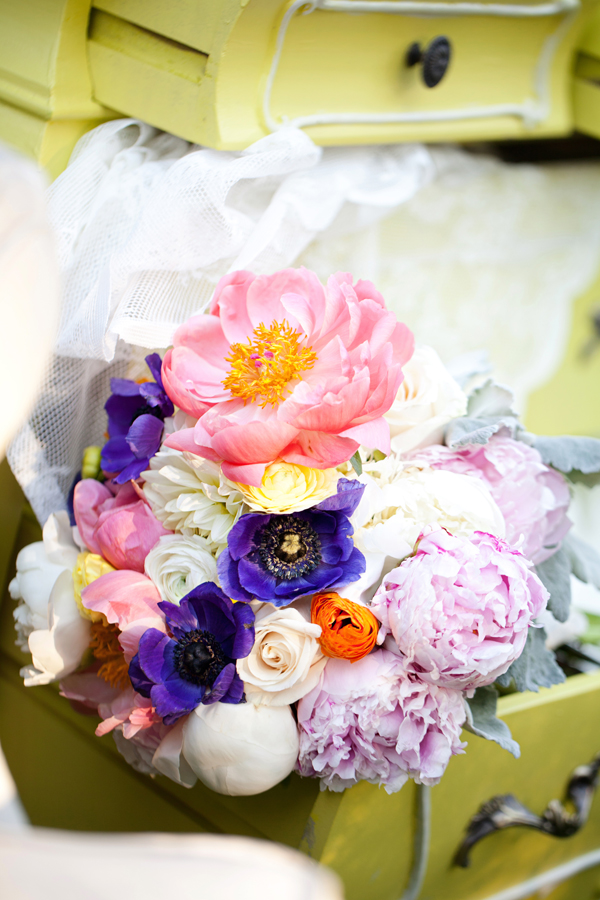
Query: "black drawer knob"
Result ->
[[406, 37, 452, 88]]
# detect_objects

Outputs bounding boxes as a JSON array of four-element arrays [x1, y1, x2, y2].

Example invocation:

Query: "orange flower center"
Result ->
[[222, 319, 317, 408], [89, 619, 130, 691]]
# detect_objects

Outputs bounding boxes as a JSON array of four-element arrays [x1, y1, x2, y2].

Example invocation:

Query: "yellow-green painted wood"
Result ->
[[423, 672, 600, 900], [87, 0, 591, 151], [93, 0, 224, 56], [525, 262, 600, 436], [0, 0, 113, 174]]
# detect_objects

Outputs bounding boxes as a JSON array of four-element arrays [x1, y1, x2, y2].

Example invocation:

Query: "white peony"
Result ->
[[181, 701, 299, 796], [10, 512, 89, 685], [21, 568, 91, 687], [384, 345, 467, 454], [11, 542, 68, 651], [144, 533, 218, 604], [237, 602, 326, 706], [347, 459, 506, 604], [142, 447, 246, 551]]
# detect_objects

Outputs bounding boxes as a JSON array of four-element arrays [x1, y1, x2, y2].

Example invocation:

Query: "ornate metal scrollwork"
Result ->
[[454, 753, 600, 867]]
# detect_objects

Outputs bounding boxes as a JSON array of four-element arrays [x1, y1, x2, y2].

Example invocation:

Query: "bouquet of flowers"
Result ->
[[11, 268, 600, 797]]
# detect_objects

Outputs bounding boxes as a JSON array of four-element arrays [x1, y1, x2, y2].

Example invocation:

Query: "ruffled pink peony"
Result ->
[[412, 436, 570, 564], [371, 529, 548, 691], [73, 479, 171, 572], [163, 268, 414, 484], [297, 650, 466, 793]]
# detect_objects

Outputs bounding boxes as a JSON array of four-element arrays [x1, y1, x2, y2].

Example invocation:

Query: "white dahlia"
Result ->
[[142, 447, 246, 551]]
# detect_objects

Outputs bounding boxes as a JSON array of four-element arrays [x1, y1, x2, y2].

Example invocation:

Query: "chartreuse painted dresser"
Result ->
[[0, 0, 598, 173]]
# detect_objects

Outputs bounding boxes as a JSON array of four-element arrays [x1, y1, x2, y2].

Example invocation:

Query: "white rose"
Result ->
[[385, 345, 467, 454], [347, 463, 505, 604], [181, 701, 299, 796], [144, 533, 218, 605], [237, 603, 326, 706]]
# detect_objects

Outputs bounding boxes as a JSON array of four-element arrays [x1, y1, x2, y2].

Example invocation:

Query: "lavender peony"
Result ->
[[371, 529, 548, 691], [412, 435, 570, 564], [296, 650, 466, 794]]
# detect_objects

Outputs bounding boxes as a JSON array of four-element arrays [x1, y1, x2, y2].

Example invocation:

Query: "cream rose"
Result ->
[[144, 533, 218, 605], [385, 345, 467, 454], [237, 603, 326, 706], [236, 462, 339, 514]]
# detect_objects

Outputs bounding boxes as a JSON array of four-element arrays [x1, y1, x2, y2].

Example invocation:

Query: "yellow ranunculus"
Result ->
[[236, 461, 339, 514], [72, 552, 115, 622]]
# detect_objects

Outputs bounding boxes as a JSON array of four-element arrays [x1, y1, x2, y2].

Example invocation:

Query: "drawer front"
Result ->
[[525, 262, 600, 437], [87, 0, 589, 150], [421, 674, 600, 900]]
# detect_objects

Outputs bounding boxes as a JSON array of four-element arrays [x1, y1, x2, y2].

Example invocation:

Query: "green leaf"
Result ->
[[350, 451, 362, 476], [496, 628, 565, 693], [464, 686, 520, 759], [535, 548, 571, 623]]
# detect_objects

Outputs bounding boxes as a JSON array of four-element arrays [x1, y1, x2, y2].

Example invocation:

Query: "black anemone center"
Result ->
[[131, 402, 164, 426], [173, 630, 228, 686], [257, 516, 322, 580]]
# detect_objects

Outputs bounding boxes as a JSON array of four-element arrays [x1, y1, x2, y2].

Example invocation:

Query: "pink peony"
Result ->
[[73, 479, 171, 572], [297, 650, 466, 793], [412, 436, 570, 564], [371, 529, 548, 691], [163, 268, 414, 484]]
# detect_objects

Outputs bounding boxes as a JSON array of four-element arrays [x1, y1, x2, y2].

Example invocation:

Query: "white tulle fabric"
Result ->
[[8, 120, 600, 523]]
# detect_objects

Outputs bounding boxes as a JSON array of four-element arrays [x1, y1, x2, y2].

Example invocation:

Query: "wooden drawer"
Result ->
[[3, 460, 600, 900], [86, 0, 591, 150]]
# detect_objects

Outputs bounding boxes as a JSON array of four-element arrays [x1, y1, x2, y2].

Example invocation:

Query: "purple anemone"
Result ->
[[128, 583, 254, 725], [218, 479, 366, 607], [101, 353, 174, 484]]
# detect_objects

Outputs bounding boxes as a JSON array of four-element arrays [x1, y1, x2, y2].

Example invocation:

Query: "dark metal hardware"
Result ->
[[406, 37, 452, 88], [580, 306, 600, 359], [454, 753, 600, 868]]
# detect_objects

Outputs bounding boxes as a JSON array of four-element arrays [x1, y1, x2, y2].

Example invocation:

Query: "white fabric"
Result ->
[[8, 120, 600, 523], [0, 828, 342, 900], [0, 145, 59, 458]]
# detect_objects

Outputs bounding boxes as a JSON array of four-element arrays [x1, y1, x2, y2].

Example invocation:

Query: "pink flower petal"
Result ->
[[81, 570, 162, 629]]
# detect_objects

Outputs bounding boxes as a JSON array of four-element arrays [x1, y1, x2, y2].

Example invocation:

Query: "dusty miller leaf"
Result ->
[[535, 548, 571, 623], [563, 532, 600, 589], [467, 379, 516, 418], [533, 436, 600, 474], [445, 415, 522, 450], [464, 686, 520, 759], [496, 628, 565, 693]]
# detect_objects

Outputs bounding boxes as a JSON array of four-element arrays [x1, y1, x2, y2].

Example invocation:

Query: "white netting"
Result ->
[[8, 120, 600, 524]]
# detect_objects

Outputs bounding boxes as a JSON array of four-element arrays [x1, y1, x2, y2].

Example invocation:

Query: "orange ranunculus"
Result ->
[[311, 592, 379, 662]]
